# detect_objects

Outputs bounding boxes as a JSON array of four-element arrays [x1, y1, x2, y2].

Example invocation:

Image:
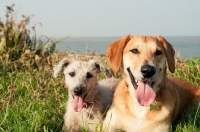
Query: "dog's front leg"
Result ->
[[103, 108, 121, 132], [63, 109, 81, 132]]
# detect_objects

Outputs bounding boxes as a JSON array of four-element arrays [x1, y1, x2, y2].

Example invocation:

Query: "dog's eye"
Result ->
[[155, 50, 162, 56], [86, 72, 93, 78], [69, 72, 75, 77], [130, 49, 139, 54]]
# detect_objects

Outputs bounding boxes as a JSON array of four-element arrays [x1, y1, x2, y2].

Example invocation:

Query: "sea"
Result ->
[[56, 36, 200, 59]]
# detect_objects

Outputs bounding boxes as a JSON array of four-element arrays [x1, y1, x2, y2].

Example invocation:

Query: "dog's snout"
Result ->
[[74, 87, 83, 96], [141, 65, 156, 78]]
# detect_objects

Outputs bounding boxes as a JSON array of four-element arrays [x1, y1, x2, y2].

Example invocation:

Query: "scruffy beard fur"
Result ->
[[53, 58, 119, 132], [64, 79, 118, 132], [103, 35, 200, 132]]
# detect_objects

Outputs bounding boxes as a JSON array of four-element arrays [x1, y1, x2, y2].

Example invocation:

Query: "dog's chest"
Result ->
[[122, 104, 171, 131], [78, 107, 102, 120], [134, 106, 149, 118]]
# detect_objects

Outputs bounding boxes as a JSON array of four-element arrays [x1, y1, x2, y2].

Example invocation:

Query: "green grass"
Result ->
[[169, 57, 200, 132], [0, 68, 67, 132], [0, 55, 200, 132]]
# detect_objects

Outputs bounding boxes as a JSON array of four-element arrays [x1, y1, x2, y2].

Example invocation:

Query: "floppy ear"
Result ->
[[157, 36, 175, 73], [89, 59, 111, 77], [106, 35, 131, 73], [53, 58, 74, 78]]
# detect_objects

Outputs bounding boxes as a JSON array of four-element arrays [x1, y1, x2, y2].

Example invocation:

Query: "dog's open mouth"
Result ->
[[127, 68, 156, 107], [73, 94, 88, 112]]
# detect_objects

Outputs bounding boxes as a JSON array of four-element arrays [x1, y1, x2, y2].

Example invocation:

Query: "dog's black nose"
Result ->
[[141, 65, 156, 78], [74, 87, 83, 96]]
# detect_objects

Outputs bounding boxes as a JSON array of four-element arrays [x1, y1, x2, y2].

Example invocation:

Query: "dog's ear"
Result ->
[[53, 58, 74, 78], [106, 35, 131, 73], [157, 36, 175, 73], [89, 59, 111, 77]]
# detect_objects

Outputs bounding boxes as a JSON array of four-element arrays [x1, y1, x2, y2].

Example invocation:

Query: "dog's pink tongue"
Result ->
[[73, 96, 87, 112], [135, 81, 156, 107]]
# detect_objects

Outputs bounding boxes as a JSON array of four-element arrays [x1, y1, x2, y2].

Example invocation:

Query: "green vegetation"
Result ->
[[1, 54, 199, 132], [0, 69, 66, 132], [0, 4, 200, 132], [169, 57, 200, 132]]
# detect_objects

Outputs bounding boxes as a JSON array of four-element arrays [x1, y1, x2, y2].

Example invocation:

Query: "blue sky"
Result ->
[[0, 0, 200, 37]]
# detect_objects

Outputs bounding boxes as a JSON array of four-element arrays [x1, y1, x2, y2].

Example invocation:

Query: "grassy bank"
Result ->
[[0, 53, 200, 132], [0, 53, 107, 132], [0, 4, 200, 132]]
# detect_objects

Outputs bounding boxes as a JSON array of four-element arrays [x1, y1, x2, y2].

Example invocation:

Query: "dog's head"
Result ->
[[106, 35, 175, 107], [53, 58, 110, 112]]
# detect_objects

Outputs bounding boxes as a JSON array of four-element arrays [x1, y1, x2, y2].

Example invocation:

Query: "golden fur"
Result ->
[[103, 35, 200, 132]]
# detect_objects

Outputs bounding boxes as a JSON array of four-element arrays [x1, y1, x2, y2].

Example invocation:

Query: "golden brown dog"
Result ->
[[103, 35, 200, 132]]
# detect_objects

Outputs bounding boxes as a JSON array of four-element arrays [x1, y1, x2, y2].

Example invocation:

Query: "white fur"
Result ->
[[53, 58, 119, 132]]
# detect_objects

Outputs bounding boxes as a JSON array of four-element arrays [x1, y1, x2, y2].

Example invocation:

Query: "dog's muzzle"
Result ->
[[127, 68, 138, 89], [127, 67, 156, 106], [74, 87, 83, 96], [140, 65, 156, 78], [127, 67, 156, 89]]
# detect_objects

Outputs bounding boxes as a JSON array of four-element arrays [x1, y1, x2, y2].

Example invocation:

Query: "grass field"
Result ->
[[0, 53, 199, 132], [0, 4, 199, 132]]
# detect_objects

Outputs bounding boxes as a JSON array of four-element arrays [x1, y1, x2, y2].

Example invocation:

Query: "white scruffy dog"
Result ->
[[53, 58, 119, 132]]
